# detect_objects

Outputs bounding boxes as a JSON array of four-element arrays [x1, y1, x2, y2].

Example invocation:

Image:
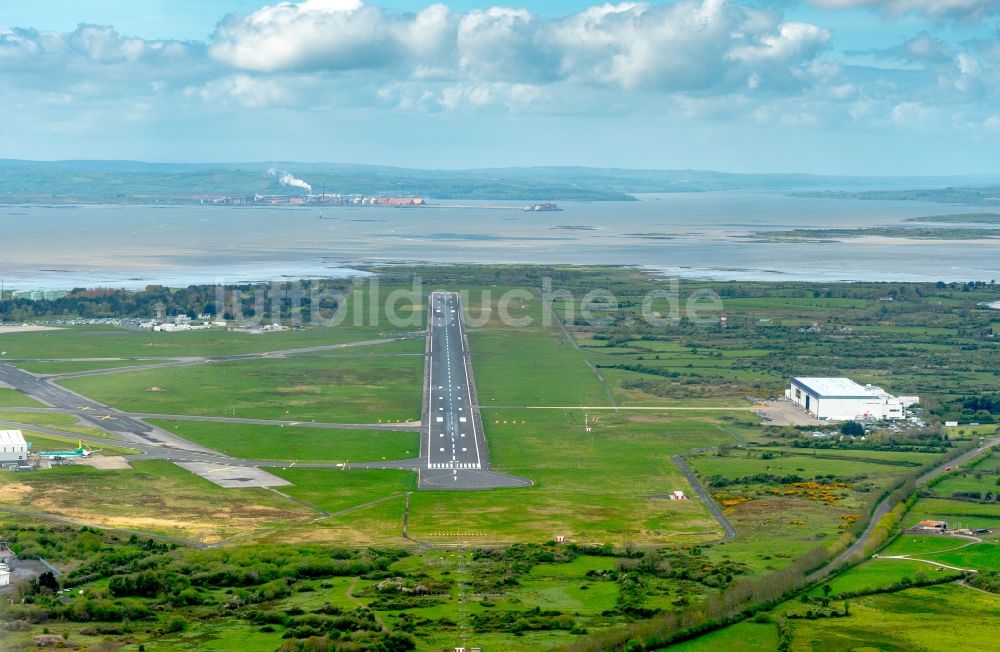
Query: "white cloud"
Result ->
[[207, 1, 833, 93], [2, 0, 998, 148], [809, 1, 1000, 21], [210, 1, 401, 72], [186, 74, 302, 108], [891, 100, 937, 125]]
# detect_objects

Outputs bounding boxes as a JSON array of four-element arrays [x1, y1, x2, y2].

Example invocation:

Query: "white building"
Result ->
[[0, 562, 10, 586], [0, 430, 28, 464], [786, 378, 917, 421]]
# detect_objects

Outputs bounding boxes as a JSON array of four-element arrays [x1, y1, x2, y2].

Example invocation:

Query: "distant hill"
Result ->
[[793, 187, 1000, 206], [1, 159, 998, 204]]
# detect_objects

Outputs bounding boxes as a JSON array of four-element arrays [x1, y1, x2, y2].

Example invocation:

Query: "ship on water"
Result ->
[[524, 202, 561, 212]]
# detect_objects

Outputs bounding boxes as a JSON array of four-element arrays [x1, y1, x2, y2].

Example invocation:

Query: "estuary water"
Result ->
[[1, 192, 998, 290]]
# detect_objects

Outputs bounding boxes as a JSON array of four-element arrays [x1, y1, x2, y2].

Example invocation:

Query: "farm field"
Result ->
[[149, 420, 419, 463], [779, 584, 1000, 650], [808, 558, 941, 596], [904, 498, 1000, 537], [60, 352, 423, 423], [668, 621, 778, 651]]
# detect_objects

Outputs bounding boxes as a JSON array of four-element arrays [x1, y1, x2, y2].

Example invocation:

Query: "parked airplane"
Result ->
[[36, 441, 93, 459]]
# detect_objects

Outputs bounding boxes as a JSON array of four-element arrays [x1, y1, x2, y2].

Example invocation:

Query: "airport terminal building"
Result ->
[[786, 378, 917, 421]]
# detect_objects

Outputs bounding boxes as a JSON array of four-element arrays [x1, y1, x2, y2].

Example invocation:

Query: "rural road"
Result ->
[[672, 454, 738, 542], [808, 436, 1000, 582]]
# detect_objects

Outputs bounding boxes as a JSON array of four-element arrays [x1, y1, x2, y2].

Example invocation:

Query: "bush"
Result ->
[[840, 421, 865, 436], [164, 617, 187, 633]]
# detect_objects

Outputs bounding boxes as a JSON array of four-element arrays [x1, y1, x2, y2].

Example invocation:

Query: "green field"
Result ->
[[880, 534, 981, 557], [14, 358, 179, 374], [780, 584, 1000, 650], [668, 621, 778, 651], [269, 467, 416, 516], [0, 387, 45, 407], [917, 543, 1000, 570], [0, 324, 408, 359], [407, 409, 727, 545], [470, 328, 610, 407], [149, 420, 419, 463], [0, 409, 114, 438], [811, 558, 943, 596], [61, 353, 423, 423]]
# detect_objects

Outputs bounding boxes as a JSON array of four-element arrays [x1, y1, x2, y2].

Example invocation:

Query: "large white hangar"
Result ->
[[0, 430, 28, 464], [786, 377, 918, 421]]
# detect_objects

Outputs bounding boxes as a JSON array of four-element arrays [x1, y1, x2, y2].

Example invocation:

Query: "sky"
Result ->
[[2, 0, 1000, 175]]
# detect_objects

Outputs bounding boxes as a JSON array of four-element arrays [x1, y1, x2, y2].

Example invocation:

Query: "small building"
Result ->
[[0, 542, 16, 566], [0, 563, 10, 586], [915, 520, 947, 532], [0, 430, 28, 464], [554, 535, 566, 543], [670, 490, 687, 500], [785, 378, 917, 421]]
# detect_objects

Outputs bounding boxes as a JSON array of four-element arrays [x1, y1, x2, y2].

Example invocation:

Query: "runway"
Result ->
[[413, 291, 530, 489], [0, 300, 531, 491], [426, 291, 482, 469]]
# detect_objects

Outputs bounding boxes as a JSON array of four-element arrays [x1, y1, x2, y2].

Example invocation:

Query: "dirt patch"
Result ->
[[0, 482, 34, 501], [77, 456, 132, 470]]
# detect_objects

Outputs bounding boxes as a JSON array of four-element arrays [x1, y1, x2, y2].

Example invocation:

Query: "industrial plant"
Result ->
[[199, 193, 426, 207], [786, 377, 919, 421]]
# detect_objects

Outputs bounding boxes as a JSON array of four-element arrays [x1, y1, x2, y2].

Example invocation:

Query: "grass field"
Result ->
[[0, 324, 407, 359], [0, 460, 315, 543], [61, 353, 423, 423], [810, 558, 941, 596], [880, 534, 981, 557], [470, 328, 610, 407], [149, 419, 419, 463], [929, 450, 1000, 497], [407, 409, 728, 545], [917, 542, 1000, 570], [0, 387, 45, 407], [668, 621, 778, 651], [0, 409, 113, 438], [781, 584, 1000, 650], [14, 358, 179, 374], [269, 468, 416, 515]]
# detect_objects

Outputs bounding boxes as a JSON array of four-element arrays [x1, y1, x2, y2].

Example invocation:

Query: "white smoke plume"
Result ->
[[266, 167, 312, 191]]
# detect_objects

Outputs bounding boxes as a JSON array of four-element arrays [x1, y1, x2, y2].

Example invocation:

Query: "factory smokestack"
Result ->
[[266, 167, 312, 192]]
